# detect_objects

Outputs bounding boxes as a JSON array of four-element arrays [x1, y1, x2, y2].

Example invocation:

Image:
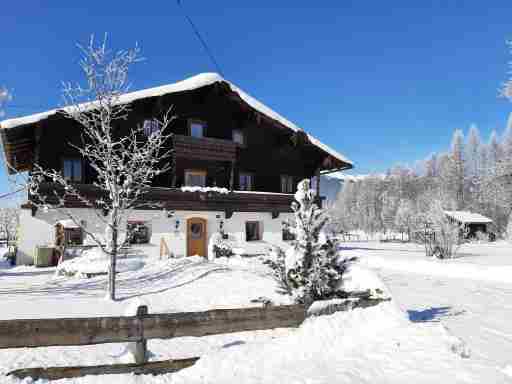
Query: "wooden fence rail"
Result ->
[[1, 294, 386, 380], [0, 304, 306, 349]]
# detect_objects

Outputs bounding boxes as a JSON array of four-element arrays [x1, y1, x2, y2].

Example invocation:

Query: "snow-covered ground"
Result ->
[[0, 241, 511, 383]]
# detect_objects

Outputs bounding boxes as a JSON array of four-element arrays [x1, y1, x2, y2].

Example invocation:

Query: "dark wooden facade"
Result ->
[[2, 80, 351, 212]]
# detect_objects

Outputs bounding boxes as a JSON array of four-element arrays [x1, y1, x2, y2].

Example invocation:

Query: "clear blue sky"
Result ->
[[1, 1, 512, 196]]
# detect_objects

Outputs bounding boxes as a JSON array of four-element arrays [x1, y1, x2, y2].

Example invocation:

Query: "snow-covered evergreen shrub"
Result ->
[[276, 179, 356, 305], [208, 232, 233, 260], [263, 246, 292, 296]]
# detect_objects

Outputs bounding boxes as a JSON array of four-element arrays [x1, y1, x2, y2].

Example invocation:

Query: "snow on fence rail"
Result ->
[[1, 295, 386, 380]]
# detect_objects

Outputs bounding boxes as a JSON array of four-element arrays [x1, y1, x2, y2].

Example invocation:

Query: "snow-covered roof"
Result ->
[[326, 173, 385, 182], [0, 73, 352, 167], [55, 219, 81, 228], [444, 211, 493, 224]]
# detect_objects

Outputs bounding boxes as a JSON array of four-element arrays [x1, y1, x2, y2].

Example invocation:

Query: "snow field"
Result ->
[[0, 242, 510, 382]]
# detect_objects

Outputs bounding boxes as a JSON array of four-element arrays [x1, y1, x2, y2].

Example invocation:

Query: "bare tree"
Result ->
[[28, 36, 174, 300]]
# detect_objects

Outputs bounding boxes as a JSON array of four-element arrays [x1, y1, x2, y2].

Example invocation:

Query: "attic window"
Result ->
[[143, 119, 160, 136], [189, 120, 206, 138], [232, 129, 244, 145]]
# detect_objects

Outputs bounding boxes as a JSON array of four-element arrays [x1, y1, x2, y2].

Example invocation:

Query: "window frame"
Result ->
[[232, 129, 245, 145], [280, 175, 294, 193], [188, 119, 207, 138], [239, 172, 254, 191], [142, 118, 160, 137], [62, 157, 83, 183], [184, 169, 207, 187], [245, 221, 262, 242]]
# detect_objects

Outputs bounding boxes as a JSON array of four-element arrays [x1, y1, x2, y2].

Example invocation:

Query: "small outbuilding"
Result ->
[[444, 211, 494, 240]]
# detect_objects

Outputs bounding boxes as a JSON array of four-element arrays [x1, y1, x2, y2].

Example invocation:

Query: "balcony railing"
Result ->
[[28, 183, 298, 217], [173, 134, 240, 162]]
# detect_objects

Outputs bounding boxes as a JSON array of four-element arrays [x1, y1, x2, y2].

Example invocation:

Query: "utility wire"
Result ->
[[0, 188, 25, 200], [176, 1, 225, 77]]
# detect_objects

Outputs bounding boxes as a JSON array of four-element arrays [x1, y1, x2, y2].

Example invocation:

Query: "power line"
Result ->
[[0, 188, 25, 200], [176, 1, 225, 77]]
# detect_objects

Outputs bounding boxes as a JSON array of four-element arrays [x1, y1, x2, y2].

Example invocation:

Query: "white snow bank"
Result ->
[[357, 253, 512, 284], [172, 300, 505, 383], [56, 247, 144, 276], [502, 365, 512, 378]]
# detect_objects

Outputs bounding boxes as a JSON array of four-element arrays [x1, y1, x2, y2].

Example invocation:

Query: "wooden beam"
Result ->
[[0, 305, 306, 349], [7, 358, 200, 381]]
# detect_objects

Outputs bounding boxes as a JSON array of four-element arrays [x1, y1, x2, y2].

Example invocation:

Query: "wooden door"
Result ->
[[187, 217, 207, 257]]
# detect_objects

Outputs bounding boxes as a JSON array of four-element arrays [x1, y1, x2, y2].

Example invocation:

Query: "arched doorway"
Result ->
[[187, 217, 207, 257]]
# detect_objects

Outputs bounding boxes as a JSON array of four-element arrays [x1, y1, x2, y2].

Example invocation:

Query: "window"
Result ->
[[232, 129, 244, 145], [185, 169, 207, 187], [246, 221, 262, 241], [143, 119, 160, 136], [189, 120, 206, 138], [63, 158, 82, 182], [239, 172, 253, 191], [281, 175, 294, 193]]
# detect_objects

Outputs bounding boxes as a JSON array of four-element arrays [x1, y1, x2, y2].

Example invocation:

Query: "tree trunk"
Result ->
[[109, 223, 118, 301]]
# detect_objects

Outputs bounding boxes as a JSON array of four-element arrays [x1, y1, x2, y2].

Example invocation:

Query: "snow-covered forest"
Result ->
[[333, 120, 512, 237]]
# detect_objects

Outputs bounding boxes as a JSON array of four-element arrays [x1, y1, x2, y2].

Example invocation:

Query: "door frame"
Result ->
[[186, 217, 207, 257]]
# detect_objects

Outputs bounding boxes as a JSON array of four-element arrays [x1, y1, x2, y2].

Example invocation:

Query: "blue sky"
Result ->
[[1, 1, 512, 196]]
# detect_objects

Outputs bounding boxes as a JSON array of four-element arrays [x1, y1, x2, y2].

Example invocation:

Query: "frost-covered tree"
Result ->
[[465, 124, 481, 180], [423, 200, 462, 259], [506, 213, 512, 241], [394, 199, 415, 241], [0, 87, 11, 118], [450, 129, 465, 209], [283, 179, 355, 305], [0, 208, 18, 242], [28, 36, 174, 300]]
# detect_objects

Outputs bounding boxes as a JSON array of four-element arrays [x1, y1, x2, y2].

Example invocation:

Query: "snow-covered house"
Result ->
[[0, 73, 352, 264], [444, 211, 494, 239]]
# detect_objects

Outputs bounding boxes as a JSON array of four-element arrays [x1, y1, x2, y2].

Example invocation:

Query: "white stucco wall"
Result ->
[[17, 207, 294, 264]]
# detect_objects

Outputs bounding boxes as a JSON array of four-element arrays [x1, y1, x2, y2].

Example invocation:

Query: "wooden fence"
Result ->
[[1, 295, 386, 381]]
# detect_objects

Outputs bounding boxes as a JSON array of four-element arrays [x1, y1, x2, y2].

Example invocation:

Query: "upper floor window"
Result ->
[[239, 172, 253, 191], [185, 169, 206, 187], [62, 158, 82, 182], [189, 120, 206, 138], [281, 175, 294, 193], [232, 129, 245, 145], [143, 119, 160, 136]]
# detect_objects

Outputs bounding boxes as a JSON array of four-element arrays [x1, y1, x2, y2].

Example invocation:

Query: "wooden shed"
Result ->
[[444, 211, 494, 239]]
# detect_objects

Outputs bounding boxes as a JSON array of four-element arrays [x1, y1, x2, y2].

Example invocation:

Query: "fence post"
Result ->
[[135, 305, 148, 364]]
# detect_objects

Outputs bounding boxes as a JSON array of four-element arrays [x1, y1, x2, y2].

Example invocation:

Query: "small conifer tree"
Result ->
[[283, 179, 355, 304]]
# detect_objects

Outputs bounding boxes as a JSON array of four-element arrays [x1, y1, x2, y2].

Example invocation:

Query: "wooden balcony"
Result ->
[[28, 183, 297, 218], [173, 134, 240, 162]]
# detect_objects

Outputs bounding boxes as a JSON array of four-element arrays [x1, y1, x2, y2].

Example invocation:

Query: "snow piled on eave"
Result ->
[[0, 72, 352, 166], [326, 173, 385, 182], [444, 211, 493, 224]]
